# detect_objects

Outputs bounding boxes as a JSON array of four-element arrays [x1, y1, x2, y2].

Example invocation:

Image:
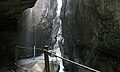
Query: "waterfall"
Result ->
[[18, 8, 34, 58], [26, 8, 33, 47], [52, 0, 64, 72], [19, 0, 49, 58]]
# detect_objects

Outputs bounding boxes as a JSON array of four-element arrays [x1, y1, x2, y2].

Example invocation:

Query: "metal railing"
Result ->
[[14, 46, 100, 72]]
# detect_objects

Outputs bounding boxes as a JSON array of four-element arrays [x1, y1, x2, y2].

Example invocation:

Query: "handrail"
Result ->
[[15, 46, 100, 72], [43, 49, 100, 72], [15, 46, 43, 51]]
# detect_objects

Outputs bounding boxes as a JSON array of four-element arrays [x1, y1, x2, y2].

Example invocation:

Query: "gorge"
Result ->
[[0, 0, 120, 72]]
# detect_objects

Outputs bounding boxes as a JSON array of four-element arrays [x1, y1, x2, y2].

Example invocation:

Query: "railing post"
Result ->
[[44, 46, 50, 72], [33, 46, 36, 60]]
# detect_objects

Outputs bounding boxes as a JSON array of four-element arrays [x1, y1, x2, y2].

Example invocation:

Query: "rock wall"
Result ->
[[0, 0, 36, 15], [0, 0, 37, 71], [60, 0, 120, 72]]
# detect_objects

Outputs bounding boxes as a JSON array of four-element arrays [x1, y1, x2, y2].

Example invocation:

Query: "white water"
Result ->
[[57, 0, 62, 16], [53, 0, 64, 72], [53, 20, 64, 72]]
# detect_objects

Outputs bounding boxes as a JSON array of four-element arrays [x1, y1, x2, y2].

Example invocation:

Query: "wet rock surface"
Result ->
[[60, 0, 120, 72]]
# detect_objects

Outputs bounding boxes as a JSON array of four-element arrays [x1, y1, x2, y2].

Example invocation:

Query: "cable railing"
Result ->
[[14, 46, 100, 72]]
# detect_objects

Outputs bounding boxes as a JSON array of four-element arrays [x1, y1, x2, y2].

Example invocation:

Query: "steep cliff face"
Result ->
[[60, 0, 120, 72]]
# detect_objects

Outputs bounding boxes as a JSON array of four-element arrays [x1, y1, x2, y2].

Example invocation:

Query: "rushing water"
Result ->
[[52, 0, 64, 72]]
